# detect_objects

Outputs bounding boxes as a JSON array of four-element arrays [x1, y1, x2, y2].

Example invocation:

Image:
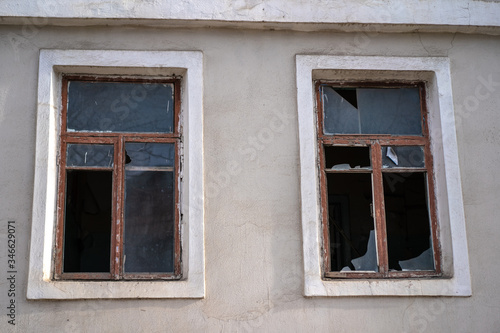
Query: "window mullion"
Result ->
[[112, 136, 125, 280], [371, 141, 389, 274]]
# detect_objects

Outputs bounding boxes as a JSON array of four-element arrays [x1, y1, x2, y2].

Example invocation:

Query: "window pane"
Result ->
[[63, 170, 112, 273], [67, 81, 174, 133], [358, 88, 422, 135], [124, 171, 175, 273], [322, 86, 422, 135], [383, 172, 434, 271], [325, 146, 371, 170], [382, 146, 425, 168], [322, 87, 360, 135], [66, 144, 114, 168], [327, 173, 378, 272], [125, 142, 174, 167]]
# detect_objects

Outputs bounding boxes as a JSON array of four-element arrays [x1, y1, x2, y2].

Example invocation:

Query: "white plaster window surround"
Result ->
[[28, 49, 204, 299], [296, 55, 471, 296]]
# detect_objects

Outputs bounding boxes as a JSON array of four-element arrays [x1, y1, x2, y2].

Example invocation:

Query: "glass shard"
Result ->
[[350, 230, 378, 271], [382, 146, 425, 168], [386, 147, 398, 165], [399, 247, 434, 271], [67, 81, 174, 133]]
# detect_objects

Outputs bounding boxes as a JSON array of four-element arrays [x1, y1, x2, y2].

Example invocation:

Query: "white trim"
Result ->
[[1, 0, 500, 28], [27, 49, 204, 299], [296, 55, 471, 296]]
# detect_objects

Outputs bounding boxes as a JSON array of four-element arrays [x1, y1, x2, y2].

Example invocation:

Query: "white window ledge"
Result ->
[[296, 55, 471, 296], [28, 49, 204, 299]]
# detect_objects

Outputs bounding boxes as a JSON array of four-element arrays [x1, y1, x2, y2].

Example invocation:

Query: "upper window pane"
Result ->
[[67, 81, 174, 133], [322, 86, 422, 136]]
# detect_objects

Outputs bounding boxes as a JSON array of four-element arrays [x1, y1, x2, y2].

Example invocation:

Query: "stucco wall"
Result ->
[[0, 24, 499, 332]]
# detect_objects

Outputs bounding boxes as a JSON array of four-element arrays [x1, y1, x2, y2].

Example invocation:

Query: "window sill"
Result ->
[[323, 272, 442, 279], [27, 279, 204, 299], [306, 276, 471, 297]]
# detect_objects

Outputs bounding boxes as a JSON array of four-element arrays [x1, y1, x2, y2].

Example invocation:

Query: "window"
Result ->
[[316, 82, 440, 278], [28, 50, 204, 299], [55, 76, 181, 280], [296, 55, 471, 296]]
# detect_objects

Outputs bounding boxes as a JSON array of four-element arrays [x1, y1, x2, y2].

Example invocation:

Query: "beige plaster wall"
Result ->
[[0, 25, 499, 332]]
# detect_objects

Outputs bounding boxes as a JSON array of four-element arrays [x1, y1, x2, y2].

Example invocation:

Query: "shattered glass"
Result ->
[[322, 86, 422, 136]]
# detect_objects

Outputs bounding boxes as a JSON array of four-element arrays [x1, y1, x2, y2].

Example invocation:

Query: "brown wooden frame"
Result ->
[[54, 75, 182, 280], [316, 81, 441, 279]]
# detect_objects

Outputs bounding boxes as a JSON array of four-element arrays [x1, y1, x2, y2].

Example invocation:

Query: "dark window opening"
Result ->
[[327, 173, 376, 272], [383, 172, 434, 271], [63, 170, 112, 273], [325, 146, 371, 170]]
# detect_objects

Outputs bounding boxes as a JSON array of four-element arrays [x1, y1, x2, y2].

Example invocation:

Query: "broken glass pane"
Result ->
[[123, 171, 175, 273], [383, 172, 434, 271], [322, 87, 360, 135], [63, 170, 112, 273], [327, 173, 378, 272], [67, 81, 174, 133], [325, 146, 371, 170], [66, 144, 114, 168], [322, 86, 422, 136], [382, 146, 425, 168], [399, 247, 434, 271], [125, 142, 174, 167], [350, 230, 377, 271]]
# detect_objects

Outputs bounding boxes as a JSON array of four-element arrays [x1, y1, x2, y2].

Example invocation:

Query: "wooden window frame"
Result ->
[[54, 75, 182, 280], [316, 80, 442, 279]]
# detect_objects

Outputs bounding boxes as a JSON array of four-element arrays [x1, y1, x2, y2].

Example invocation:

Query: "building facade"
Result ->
[[1, 1, 500, 331]]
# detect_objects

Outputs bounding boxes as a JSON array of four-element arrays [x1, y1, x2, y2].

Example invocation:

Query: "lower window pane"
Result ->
[[383, 172, 434, 271], [327, 173, 378, 272], [124, 171, 175, 273], [63, 170, 112, 273]]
